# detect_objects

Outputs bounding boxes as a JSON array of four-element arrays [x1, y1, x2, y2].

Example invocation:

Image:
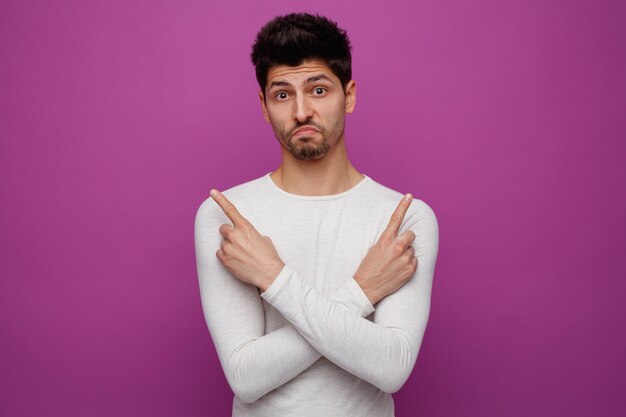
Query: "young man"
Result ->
[[194, 13, 439, 417]]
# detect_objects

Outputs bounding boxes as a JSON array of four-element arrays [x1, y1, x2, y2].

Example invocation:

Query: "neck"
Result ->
[[270, 136, 364, 196]]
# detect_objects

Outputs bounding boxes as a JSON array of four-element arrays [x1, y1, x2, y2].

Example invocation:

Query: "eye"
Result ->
[[275, 91, 289, 100], [312, 87, 327, 96]]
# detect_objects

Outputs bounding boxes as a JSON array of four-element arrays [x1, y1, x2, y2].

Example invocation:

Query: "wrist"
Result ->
[[259, 261, 285, 292], [353, 275, 378, 305]]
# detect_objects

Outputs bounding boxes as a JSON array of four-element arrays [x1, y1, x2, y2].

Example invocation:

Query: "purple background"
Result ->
[[1, 0, 624, 416]]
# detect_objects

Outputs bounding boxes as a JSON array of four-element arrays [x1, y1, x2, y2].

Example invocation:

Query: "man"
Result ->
[[194, 12, 439, 417]]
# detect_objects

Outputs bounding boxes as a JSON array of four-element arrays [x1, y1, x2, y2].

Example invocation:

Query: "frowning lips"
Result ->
[[291, 126, 320, 137]]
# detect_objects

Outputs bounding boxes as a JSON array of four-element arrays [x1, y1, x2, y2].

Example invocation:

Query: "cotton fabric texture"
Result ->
[[194, 172, 439, 417]]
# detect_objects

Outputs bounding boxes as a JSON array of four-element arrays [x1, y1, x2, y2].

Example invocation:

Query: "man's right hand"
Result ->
[[353, 194, 418, 306]]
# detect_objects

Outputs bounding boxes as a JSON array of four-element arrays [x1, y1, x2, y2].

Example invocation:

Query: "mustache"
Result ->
[[287, 121, 324, 138]]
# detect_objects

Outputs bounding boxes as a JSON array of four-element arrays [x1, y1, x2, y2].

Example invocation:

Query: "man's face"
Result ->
[[259, 59, 356, 161]]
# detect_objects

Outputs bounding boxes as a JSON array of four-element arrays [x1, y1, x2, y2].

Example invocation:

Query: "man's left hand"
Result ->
[[210, 189, 285, 292]]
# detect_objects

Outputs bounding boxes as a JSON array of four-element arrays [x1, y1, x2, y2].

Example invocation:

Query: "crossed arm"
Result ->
[[194, 193, 439, 403]]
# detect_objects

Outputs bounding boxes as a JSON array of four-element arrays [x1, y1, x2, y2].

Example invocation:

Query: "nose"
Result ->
[[292, 94, 314, 123]]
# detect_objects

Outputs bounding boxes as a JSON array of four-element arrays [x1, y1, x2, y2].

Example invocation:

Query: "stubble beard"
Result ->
[[281, 127, 328, 161], [276, 120, 340, 161], [287, 134, 330, 160]]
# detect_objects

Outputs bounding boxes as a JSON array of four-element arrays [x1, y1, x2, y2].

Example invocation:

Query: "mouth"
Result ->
[[292, 126, 319, 137]]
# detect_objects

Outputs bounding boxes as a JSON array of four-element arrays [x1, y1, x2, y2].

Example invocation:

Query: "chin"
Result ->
[[292, 153, 326, 161], [291, 145, 329, 160]]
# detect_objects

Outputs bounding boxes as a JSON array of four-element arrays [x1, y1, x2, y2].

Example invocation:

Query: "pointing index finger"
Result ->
[[210, 189, 248, 228], [383, 193, 413, 237]]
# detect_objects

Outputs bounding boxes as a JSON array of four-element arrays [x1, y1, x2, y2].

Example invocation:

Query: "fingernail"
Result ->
[[404, 193, 412, 201], [210, 189, 218, 196]]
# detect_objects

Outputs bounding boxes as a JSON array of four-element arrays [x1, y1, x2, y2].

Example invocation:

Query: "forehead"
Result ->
[[266, 59, 339, 86]]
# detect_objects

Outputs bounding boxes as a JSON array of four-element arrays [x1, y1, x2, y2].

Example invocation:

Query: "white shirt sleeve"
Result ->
[[259, 200, 439, 393], [194, 198, 376, 404]]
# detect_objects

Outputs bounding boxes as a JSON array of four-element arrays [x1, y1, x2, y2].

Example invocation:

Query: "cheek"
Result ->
[[266, 109, 283, 126], [267, 106, 289, 122], [266, 110, 290, 137], [320, 97, 344, 117], [320, 101, 345, 128]]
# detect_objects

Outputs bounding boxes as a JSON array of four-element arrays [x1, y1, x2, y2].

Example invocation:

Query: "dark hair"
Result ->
[[250, 13, 352, 93]]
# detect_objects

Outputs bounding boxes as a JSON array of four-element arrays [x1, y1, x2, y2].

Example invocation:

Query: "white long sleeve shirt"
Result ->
[[194, 172, 439, 417]]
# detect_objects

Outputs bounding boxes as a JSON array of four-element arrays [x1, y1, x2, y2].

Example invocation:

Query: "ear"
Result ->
[[344, 80, 356, 114], [259, 90, 270, 123]]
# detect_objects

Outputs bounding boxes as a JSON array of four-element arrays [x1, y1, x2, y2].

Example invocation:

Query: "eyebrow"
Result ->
[[268, 74, 334, 90]]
